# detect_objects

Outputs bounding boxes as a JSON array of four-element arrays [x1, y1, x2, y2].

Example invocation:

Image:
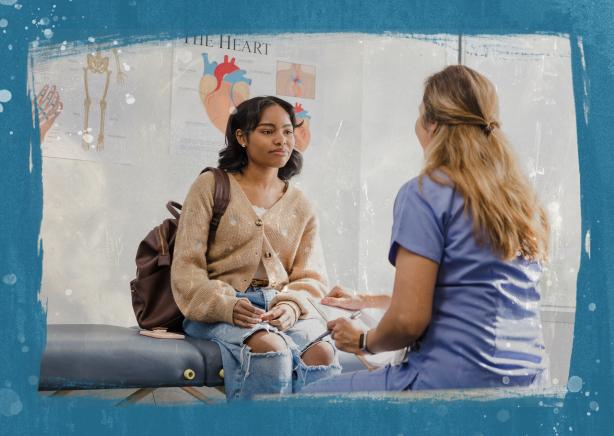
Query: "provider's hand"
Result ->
[[328, 317, 363, 355], [233, 299, 264, 328], [321, 286, 365, 310], [261, 304, 297, 332]]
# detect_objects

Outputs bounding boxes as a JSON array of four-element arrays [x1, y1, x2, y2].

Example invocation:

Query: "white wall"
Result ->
[[357, 34, 459, 295]]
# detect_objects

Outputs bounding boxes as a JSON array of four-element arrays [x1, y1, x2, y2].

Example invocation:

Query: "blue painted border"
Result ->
[[1, 0, 612, 434]]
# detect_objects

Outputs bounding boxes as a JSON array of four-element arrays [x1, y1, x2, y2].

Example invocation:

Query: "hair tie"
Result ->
[[482, 120, 499, 136]]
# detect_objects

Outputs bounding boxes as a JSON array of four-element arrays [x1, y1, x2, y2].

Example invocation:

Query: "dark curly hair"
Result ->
[[217, 96, 303, 180]]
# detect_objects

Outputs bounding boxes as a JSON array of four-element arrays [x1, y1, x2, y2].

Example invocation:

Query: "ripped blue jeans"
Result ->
[[183, 287, 341, 400]]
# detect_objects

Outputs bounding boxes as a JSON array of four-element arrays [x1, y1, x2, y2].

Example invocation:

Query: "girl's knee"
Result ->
[[301, 341, 335, 366], [244, 330, 287, 354]]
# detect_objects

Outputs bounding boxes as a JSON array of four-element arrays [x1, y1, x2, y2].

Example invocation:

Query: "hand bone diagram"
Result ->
[[35, 84, 63, 143], [199, 54, 252, 133]]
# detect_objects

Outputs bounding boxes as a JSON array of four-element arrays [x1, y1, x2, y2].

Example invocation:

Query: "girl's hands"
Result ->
[[327, 317, 363, 354], [233, 299, 264, 328], [321, 286, 365, 310], [261, 304, 297, 332], [233, 300, 297, 331]]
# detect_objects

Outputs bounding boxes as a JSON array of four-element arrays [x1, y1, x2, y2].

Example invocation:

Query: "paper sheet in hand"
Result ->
[[307, 297, 404, 369], [307, 297, 376, 328]]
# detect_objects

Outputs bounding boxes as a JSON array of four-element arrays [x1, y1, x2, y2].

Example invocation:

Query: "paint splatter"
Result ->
[[82, 133, 94, 144], [435, 405, 448, 416], [2, 273, 17, 285], [497, 409, 511, 422], [0, 388, 22, 417], [0, 89, 11, 113], [584, 229, 591, 258], [567, 375, 583, 392]]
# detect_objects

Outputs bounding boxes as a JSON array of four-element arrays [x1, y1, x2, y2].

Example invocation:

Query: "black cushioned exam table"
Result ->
[[39, 324, 364, 404], [39, 324, 225, 404]]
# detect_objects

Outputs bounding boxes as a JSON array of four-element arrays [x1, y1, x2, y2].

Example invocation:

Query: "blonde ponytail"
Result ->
[[420, 65, 549, 261]]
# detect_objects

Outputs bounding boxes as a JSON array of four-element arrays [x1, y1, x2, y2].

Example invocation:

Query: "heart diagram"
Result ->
[[199, 53, 252, 134], [293, 103, 311, 153], [276, 62, 316, 99]]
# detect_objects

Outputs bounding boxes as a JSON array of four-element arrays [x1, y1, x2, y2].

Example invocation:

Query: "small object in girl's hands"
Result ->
[[139, 329, 185, 340]]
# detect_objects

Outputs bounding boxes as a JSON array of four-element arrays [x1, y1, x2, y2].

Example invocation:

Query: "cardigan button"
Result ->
[[255, 218, 263, 226], [264, 252, 272, 258]]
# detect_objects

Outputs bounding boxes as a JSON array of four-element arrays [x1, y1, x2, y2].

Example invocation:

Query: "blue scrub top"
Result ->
[[387, 174, 546, 390]]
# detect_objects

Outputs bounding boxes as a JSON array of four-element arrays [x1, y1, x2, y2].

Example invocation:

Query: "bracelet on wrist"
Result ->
[[358, 330, 374, 355]]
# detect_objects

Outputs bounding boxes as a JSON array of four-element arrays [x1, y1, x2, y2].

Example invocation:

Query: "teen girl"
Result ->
[[171, 96, 340, 400]]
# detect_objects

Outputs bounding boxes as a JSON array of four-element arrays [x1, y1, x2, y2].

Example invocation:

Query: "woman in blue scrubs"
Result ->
[[302, 65, 550, 393]]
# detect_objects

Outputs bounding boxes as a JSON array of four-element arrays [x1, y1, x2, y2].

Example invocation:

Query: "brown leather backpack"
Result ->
[[130, 167, 230, 332]]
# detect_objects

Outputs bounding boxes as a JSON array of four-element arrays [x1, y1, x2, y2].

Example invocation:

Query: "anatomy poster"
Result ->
[[30, 43, 139, 164], [170, 34, 319, 160], [293, 101, 312, 152], [276, 61, 316, 99]]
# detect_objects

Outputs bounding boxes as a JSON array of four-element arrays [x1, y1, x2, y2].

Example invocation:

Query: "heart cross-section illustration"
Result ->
[[199, 53, 252, 133]]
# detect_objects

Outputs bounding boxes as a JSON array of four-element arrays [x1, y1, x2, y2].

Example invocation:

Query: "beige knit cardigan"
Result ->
[[171, 171, 328, 325]]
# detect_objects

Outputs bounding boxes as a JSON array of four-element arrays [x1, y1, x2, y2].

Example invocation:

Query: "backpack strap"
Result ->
[[166, 201, 182, 220], [200, 167, 231, 243]]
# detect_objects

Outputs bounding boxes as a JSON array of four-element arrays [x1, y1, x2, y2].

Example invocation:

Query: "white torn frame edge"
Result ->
[[577, 35, 590, 126]]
